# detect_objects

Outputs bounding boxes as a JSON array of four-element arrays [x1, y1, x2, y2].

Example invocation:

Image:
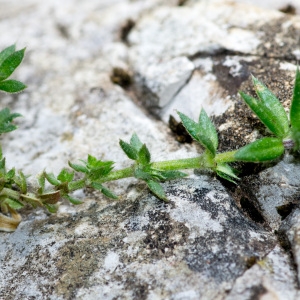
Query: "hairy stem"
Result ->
[[215, 151, 237, 163]]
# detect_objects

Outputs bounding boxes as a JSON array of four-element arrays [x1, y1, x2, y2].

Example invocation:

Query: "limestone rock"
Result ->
[[0, 0, 300, 299], [0, 177, 278, 299]]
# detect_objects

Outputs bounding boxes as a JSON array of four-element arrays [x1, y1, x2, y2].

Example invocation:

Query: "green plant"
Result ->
[[0, 43, 299, 232]]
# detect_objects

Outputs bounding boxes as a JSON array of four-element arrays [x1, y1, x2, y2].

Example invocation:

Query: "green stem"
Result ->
[[98, 151, 238, 184], [151, 156, 203, 170], [101, 166, 134, 182], [215, 151, 237, 163]]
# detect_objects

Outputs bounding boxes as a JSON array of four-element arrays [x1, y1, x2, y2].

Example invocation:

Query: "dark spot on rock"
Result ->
[[192, 188, 220, 219], [178, 0, 188, 6], [279, 4, 296, 15], [124, 274, 149, 299], [240, 196, 265, 224], [142, 210, 189, 259], [276, 202, 298, 220], [222, 177, 268, 227], [213, 59, 250, 96], [120, 19, 135, 43], [168, 115, 193, 143], [249, 284, 268, 300], [244, 256, 259, 269], [110, 67, 132, 89], [56, 23, 70, 39]]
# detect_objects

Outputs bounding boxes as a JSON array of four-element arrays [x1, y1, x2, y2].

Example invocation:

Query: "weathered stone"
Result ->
[[1, 0, 300, 299], [0, 177, 277, 299], [226, 245, 299, 300], [279, 208, 300, 286]]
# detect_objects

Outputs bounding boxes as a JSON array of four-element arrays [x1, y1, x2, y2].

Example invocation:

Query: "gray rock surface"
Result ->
[[1, 0, 300, 299]]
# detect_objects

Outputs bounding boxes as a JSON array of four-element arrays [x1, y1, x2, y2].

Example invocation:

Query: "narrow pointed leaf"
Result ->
[[44, 203, 59, 213], [0, 80, 27, 93], [0, 45, 15, 66], [216, 163, 239, 183], [198, 109, 218, 156], [0, 48, 25, 81], [37, 173, 45, 194], [5, 198, 24, 210], [252, 76, 289, 137], [64, 194, 83, 205], [91, 182, 118, 199], [178, 112, 201, 142], [19, 171, 28, 194], [146, 180, 168, 202], [0, 108, 22, 134], [130, 133, 143, 151], [68, 161, 89, 173], [138, 144, 151, 165], [119, 139, 138, 160], [234, 137, 284, 162], [44, 172, 60, 186], [239, 91, 283, 138], [57, 168, 74, 183], [290, 68, 300, 133], [6, 168, 15, 179]]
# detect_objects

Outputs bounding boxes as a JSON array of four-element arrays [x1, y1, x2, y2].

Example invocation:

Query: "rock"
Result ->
[[0, 177, 278, 299], [226, 245, 299, 300], [278, 208, 300, 286], [1, 0, 300, 299], [133, 56, 194, 109]]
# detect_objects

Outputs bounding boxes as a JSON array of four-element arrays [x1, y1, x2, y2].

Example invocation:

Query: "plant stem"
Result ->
[[215, 151, 237, 163], [101, 166, 134, 182], [99, 151, 239, 184]]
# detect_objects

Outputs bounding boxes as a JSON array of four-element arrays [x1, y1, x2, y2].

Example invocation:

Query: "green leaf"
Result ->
[[4, 198, 24, 210], [239, 77, 289, 138], [44, 172, 60, 186], [63, 194, 83, 205], [178, 111, 200, 142], [0, 108, 22, 134], [216, 163, 239, 183], [234, 137, 284, 162], [0, 45, 15, 66], [0, 80, 27, 93], [21, 193, 43, 208], [146, 180, 168, 202], [130, 133, 143, 151], [68, 161, 89, 173], [198, 109, 218, 156], [91, 182, 118, 199], [37, 173, 45, 194], [119, 139, 138, 160], [252, 76, 289, 137], [0, 48, 25, 81], [6, 168, 15, 179], [57, 168, 74, 183], [44, 203, 59, 213], [290, 68, 300, 135], [138, 144, 151, 165]]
